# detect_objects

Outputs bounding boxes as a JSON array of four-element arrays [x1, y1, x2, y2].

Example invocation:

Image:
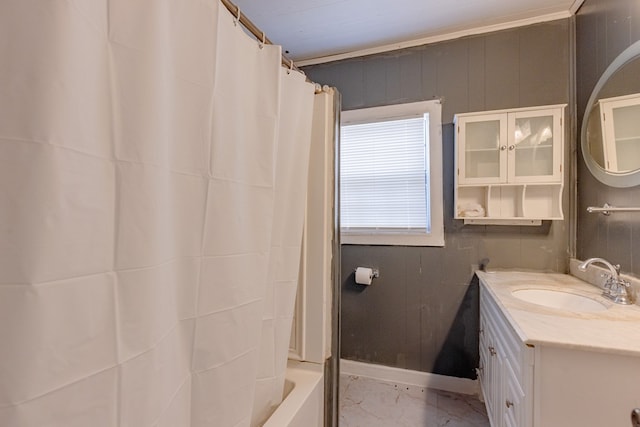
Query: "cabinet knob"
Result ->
[[631, 408, 640, 426], [508, 145, 515, 151], [506, 400, 514, 409], [500, 145, 507, 151], [488, 346, 496, 356]]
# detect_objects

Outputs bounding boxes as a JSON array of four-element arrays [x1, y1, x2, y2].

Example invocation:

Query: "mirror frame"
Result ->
[[581, 39, 640, 188]]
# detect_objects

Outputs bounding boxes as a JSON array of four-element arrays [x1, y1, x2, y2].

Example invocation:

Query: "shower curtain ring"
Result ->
[[259, 32, 266, 49], [288, 59, 294, 74], [233, 6, 240, 26]]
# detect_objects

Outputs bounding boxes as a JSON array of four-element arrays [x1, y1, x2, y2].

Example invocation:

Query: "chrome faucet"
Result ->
[[578, 258, 634, 305]]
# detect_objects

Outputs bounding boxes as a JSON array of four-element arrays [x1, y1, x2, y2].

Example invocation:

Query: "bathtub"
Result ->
[[262, 360, 324, 427]]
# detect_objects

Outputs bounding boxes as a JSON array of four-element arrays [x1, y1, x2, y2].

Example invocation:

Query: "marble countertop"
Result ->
[[477, 270, 640, 357]]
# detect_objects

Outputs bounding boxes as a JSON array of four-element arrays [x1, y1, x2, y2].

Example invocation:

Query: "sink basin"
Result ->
[[512, 288, 608, 313]]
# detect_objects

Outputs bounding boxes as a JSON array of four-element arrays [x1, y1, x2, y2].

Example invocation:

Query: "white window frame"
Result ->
[[340, 100, 444, 246]]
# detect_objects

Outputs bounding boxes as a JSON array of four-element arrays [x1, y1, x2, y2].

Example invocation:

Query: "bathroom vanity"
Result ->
[[477, 270, 640, 427]]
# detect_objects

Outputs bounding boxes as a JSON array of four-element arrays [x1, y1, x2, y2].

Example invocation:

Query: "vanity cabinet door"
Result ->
[[480, 286, 534, 427], [478, 312, 487, 384], [480, 292, 504, 427], [503, 360, 526, 427]]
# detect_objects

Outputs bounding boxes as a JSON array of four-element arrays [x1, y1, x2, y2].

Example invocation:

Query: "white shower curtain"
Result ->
[[250, 68, 315, 426], [0, 1, 316, 426]]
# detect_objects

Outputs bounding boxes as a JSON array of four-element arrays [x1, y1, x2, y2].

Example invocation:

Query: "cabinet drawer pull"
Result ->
[[488, 346, 496, 356], [506, 400, 514, 409]]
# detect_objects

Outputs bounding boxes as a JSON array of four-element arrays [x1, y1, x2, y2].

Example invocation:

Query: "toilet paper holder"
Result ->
[[354, 267, 379, 278]]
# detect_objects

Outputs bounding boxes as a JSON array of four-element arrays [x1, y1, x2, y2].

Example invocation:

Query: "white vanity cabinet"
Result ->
[[455, 105, 566, 224], [479, 275, 640, 427], [479, 285, 533, 427]]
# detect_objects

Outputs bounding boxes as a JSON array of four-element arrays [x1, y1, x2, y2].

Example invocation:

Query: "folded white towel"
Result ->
[[458, 203, 485, 218]]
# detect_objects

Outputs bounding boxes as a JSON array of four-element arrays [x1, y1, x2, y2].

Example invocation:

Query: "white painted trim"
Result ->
[[570, 0, 586, 15], [340, 359, 480, 396], [297, 11, 572, 66]]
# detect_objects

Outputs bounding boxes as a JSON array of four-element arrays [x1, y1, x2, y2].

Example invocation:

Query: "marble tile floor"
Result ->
[[339, 374, 490, 427]]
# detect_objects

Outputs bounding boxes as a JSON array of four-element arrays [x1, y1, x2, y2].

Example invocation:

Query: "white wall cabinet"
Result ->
[[480, 284, 640, 427], [455, 105, 566, 224]]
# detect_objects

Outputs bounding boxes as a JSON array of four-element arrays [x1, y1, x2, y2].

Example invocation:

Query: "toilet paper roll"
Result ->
[[355, 267, 374, 285]]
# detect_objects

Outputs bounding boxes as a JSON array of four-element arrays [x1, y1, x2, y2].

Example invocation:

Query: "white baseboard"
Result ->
[[340, 359, 479, 396]]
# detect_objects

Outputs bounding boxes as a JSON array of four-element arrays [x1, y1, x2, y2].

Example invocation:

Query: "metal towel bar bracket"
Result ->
[[586, 203, 640, 216]]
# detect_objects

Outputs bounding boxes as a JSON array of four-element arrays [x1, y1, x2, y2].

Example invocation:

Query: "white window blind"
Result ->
[[341, 115, 430, 233]]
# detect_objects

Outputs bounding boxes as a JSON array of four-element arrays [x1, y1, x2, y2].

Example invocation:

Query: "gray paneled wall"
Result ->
[[304, 20, 572, 378], [576, 0, 640, 276]]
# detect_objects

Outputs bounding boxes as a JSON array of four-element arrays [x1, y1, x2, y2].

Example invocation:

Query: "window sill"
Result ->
[[341, 233, 444, 247]]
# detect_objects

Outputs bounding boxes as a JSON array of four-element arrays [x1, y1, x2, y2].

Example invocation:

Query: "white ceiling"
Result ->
[[232, 0, 583, 65]]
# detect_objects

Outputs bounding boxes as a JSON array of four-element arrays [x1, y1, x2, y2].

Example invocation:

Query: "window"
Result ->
[[340, 100, 444, 246]]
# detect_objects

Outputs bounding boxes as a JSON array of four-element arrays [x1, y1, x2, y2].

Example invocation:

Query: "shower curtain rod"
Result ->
[[220, 0, 304, 75]]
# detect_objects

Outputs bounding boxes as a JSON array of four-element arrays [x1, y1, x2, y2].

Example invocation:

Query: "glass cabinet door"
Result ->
[[601, 94, 640, 173], [458, 114, 507, 184], [508, 109, 562, 183], [610, 103, 640, 172]]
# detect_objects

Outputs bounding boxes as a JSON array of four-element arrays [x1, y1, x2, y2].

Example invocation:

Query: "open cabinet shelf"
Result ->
[[455, 184, 563, 225]]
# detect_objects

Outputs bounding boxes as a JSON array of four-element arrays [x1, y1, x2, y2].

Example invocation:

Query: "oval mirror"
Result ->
[[582, 39, 640, 187]]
